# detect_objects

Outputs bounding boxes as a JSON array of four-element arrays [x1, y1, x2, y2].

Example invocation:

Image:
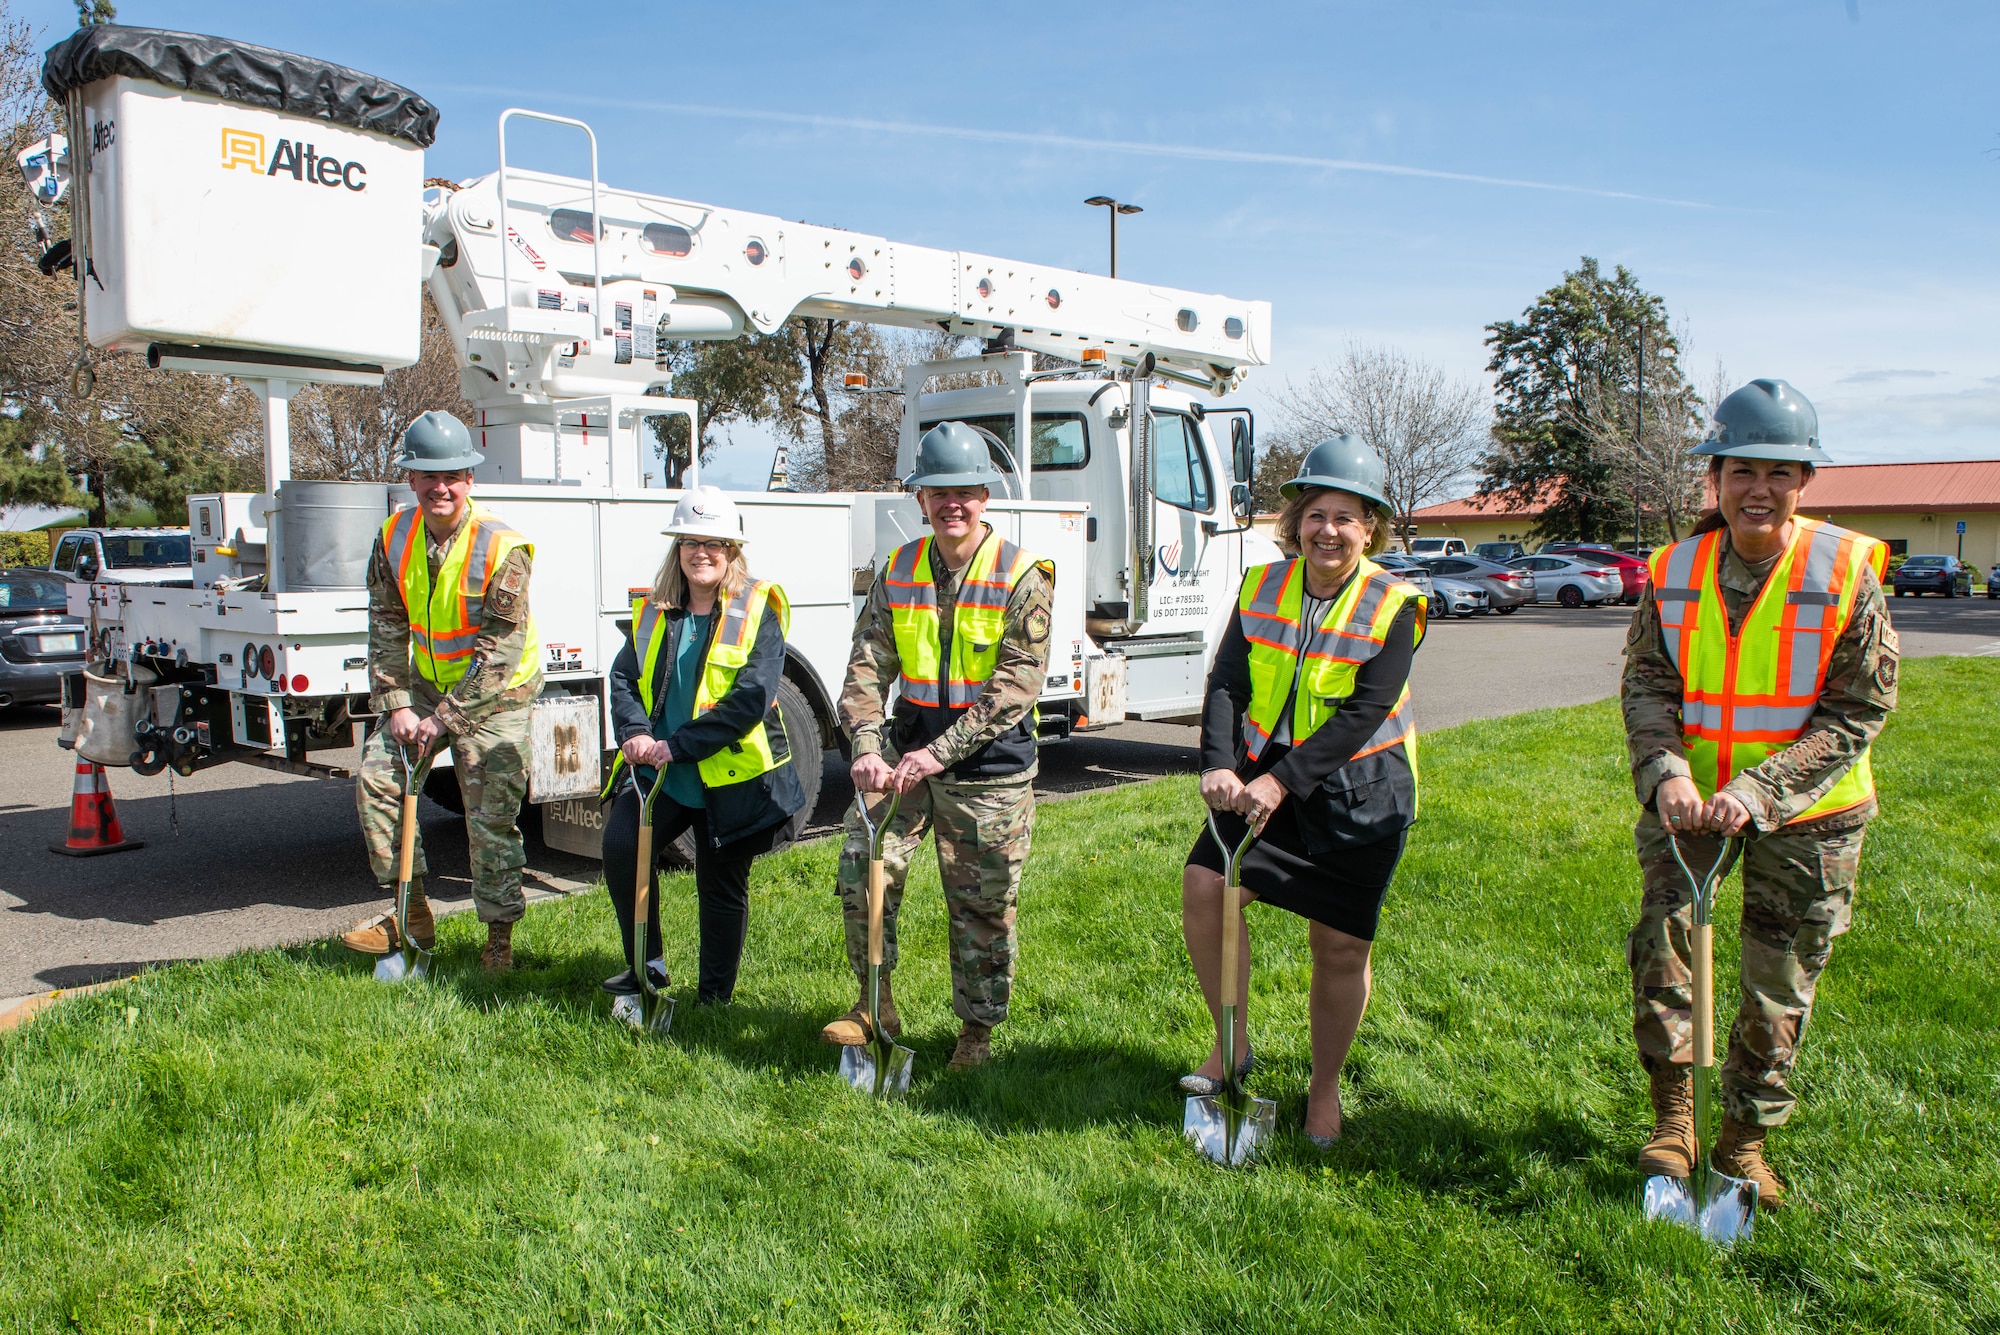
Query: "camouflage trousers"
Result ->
[[355, 693, 532, 925], [838, 772, 1035, 1028], [1628, 811, 1865, 1127]]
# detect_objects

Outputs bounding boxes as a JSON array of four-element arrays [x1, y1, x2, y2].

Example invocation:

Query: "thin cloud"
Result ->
[[432, 84, 1714, 210], [1837, 368, 1942, 384]]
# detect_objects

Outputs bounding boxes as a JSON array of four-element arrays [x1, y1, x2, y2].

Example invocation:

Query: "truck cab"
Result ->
[[51, 528, 194, 587]]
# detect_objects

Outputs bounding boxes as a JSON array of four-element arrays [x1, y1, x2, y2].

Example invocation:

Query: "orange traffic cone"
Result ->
[[49, 760, 143, 857]]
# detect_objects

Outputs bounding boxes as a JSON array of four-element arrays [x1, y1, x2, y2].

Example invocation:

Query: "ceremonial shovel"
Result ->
[[840, 790, 915, 1098], [610, 764, 675, 1037], [1642, 833, 1758, 1244], [1184, 810, 1277, 1166], [375, 742, 434, 985]]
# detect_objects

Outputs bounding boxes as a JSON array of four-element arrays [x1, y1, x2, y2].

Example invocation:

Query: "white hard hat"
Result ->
[[661, 485, 747, 543]]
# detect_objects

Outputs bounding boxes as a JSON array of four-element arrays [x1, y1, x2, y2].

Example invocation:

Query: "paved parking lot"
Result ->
[[3, 596, 1994, 1002]]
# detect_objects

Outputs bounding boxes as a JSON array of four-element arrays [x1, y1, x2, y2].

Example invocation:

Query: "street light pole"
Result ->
[[1634, 323, 1645, 551], [1084, 196, 1143, 278]]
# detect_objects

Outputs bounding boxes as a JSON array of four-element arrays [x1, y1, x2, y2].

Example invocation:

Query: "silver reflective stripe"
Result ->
[[1729, 702, 1816, 734], [1656, 538, 1704, 673], [1241, 560, 1307, 655], [1783, 523, 1847, 699], [1681, 698, 1725, 733]]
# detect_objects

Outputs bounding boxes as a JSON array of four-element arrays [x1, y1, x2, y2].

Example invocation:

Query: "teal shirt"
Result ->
[[656, 611, 712, 809]]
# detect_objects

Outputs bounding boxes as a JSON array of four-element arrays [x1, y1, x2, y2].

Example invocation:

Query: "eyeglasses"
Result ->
[[680, 539, 737, 553]]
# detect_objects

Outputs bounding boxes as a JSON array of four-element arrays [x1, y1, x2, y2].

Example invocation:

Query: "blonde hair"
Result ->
[[1274, 486, 1389, 558], [651, 539, 750, 610]]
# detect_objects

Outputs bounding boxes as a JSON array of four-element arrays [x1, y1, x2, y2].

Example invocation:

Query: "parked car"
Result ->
[[50, 527, 193, 586], [1542, 542, 1648, 602], [1989, 562, 2000, 599], [1408, 537, 1468, 557], [1473, 541, 1527, 563], [1511, 554, 1625, 608], [0, 569, 87, 706], [1373, 552, 1435, 604], [1427, 574, 1490, 619], [1891, 554, 1972, 597], [1420, 555, 1535, 613]]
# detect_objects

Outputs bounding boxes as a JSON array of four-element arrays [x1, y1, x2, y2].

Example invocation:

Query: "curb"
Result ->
[[0, 977, 134, 1033]]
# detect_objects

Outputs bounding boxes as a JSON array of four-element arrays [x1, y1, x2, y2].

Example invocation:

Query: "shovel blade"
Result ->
[[1643, 1170, 1757, 1245], [373, 944, 430, 985], [839, 1040, 915, 1099], [611, 991, 675, 1036], [1183, 1092, 1278, 1166]]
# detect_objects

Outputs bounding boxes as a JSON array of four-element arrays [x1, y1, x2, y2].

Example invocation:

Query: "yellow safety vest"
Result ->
[[603, 580, 792, 795], [381, 503, 541, 692], [1648, 517, 1887, 825], [885, 529, 1052, 709], [1237, 556, 1426, 772]]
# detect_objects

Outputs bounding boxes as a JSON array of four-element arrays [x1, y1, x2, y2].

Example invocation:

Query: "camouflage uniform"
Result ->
[[838, 531, 1053, 1028], [1622, 531, 1897, 1126], [356, 509, 542, 924]]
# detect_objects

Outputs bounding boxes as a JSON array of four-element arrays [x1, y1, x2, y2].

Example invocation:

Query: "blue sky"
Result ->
[[19, 1, 2000, 489]]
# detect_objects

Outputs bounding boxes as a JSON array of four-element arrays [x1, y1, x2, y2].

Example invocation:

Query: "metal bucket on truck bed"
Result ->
[[277, 481, 390, 591]]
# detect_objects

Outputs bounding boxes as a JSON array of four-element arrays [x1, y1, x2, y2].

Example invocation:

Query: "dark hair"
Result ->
[[1692, 456, 1818, 535]]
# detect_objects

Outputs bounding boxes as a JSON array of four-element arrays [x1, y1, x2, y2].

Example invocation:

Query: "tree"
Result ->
[[1272, 343, 1488, 547], [291, 293, 473, 481], [652, 331, 802, 485], [1482, 257, 1698, 543]]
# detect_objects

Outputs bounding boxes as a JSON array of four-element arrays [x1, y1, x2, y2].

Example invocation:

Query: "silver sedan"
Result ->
[[1419, 555, 1536, 613], [1511, 555, 1624, 608]]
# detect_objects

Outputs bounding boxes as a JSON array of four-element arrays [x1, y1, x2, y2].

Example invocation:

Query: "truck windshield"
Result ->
[[103, 535, 191, 569], [923, 413, 1089, 471]]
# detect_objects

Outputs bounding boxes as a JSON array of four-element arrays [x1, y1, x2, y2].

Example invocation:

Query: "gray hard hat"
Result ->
[[1280, 434, 1394, 524], [906, 420, 1000, 489], [393, 410, 485, 472], [1692, 378, 1830, 464]]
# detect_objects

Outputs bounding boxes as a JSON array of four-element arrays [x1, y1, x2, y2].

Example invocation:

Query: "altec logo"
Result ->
[[220, 128, 367, 191]]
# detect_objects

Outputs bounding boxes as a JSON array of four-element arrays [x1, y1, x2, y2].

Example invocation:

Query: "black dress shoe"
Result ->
[[1177, 1049, 1255, 1096]]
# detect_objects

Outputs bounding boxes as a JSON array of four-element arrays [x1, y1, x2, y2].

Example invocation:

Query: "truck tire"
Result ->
[[656, 674, 822, 869]]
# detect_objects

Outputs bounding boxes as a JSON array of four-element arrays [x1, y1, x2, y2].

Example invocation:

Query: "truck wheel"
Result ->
[[655, 675, 822, 868], [1557, 585, 1584, 609]]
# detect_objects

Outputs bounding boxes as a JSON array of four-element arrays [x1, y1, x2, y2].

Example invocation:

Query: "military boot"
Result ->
[[948, 1021, 993, 1068], [1711, 1115, 1785, 1209], [819, 974, 899, 1046], [481, 920, 514, 973], [340, 879, 434, 955], [1637, 1066, 1696, 1178]]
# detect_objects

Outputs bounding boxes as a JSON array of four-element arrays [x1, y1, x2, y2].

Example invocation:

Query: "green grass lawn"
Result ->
[[4, 660, 1996, 1334]]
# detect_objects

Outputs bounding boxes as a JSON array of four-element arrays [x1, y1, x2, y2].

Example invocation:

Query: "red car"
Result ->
[[1541, 544, 1648, 603]]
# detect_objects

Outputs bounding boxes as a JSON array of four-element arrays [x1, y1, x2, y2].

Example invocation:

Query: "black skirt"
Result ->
[[1187, 799, 1406, 942]]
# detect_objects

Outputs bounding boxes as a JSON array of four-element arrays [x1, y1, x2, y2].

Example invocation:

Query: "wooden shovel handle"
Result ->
[[396, 794, 420, 885], [632, 820, 655, 965], [866, 857, 886, 968]]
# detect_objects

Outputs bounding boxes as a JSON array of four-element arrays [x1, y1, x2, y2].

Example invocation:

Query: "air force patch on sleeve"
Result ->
[[1025, 606, 1051, 643]]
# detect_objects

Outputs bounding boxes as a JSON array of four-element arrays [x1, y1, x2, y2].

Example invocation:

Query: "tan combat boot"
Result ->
[[340, 879, 435, 954], [948, 1021, 993, 1068], [481, 920, 514, 973], [1712, 1115, 1785, 1209], [1637, 1066, 1696, 1178], [819, 975, 899, 1046]]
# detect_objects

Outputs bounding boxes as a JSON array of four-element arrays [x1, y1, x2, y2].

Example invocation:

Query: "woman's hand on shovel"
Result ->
[[1235, 773, 1286, 837]]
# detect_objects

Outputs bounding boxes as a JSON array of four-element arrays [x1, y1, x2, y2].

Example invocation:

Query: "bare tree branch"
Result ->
[[1272, 343, 1489, 550]]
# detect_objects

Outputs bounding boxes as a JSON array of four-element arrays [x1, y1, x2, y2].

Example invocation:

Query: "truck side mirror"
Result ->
[[1230, 418, 1253, 486], [1230, 481, 1252, 520], [76, 550, 99, 583]]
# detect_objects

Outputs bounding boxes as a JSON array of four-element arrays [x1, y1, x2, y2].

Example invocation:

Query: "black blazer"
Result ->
[[1200, 594, 1421, 854], [608, 598, 805, 848]]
